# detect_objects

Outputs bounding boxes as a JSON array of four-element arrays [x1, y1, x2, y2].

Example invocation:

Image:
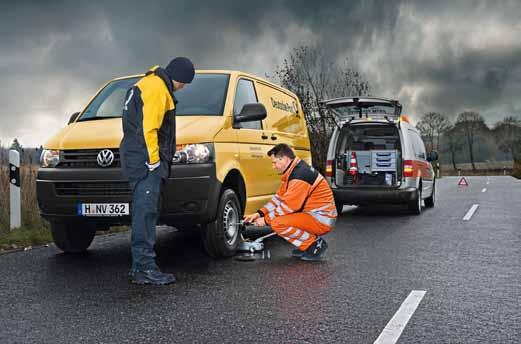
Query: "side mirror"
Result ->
[[427, 150, 438, 162], [68, 112, 80, 124], [234, 103, 267, 125]]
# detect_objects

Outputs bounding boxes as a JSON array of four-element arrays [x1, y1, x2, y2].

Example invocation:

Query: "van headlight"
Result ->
[[40, 149, 60, 168], [173, 143, 214, 164]]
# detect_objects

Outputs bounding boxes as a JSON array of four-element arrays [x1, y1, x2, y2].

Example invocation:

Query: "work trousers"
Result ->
[[270, 212, 333, 251], [129, 169, 162, 271]]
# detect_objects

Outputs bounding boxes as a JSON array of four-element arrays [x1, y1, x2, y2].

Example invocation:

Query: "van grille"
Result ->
[[58, 149, 121, 168], [55, 181, 131, 196]]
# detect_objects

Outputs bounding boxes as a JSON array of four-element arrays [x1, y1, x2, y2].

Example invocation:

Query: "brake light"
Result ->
[[403, 160, 414, 177], [325, 160, 333, 177]]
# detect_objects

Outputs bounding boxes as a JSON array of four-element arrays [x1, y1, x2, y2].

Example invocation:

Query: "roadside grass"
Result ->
[[0, 224, 52, 251], [440, 160, 515, 177], [0, 164, 52, 251]]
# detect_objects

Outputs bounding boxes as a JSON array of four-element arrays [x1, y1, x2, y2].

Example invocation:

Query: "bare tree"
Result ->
[[0, 139, 5, 165], [417, 112, 451, 152], [274, 45, 370, 173], [493, 116, 521, 161], [456, 111, 487, 170], [442, 124, 464, 170]]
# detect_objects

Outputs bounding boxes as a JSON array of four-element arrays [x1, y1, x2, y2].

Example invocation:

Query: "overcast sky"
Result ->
[[2, 0, 521, 147]]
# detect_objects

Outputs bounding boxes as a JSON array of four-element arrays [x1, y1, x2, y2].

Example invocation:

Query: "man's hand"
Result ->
[[243, 212, 260, 224], [146, 161, 160, 171], [254, 216, 266, 227]]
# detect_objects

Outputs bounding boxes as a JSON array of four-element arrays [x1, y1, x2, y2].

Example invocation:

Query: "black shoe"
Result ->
[[291, 248, 304, 257], [300, 237, 328, 261], [130, 269, 176, 285]]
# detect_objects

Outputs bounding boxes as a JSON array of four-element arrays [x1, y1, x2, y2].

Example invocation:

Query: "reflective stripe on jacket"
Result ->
[[259, 157, 337, 228], [120, 67, 176, 181]]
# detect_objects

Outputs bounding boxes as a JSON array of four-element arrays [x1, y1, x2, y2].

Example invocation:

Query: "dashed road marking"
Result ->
[[463, 204, 479, 221], [481, 188, 487, 193], [374, 290, 426, 344]]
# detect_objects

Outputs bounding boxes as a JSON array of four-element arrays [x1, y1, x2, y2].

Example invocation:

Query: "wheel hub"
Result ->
[[223, 201, 239, 245]]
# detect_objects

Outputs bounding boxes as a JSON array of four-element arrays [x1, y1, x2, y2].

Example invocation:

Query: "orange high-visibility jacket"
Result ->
[[259, 157, 337, 228]]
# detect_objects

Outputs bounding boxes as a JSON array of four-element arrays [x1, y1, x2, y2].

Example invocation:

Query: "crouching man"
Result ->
[[244, 144, 337, 261]]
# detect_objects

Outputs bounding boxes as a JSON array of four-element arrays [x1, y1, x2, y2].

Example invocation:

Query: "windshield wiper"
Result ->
[[77, 116, 121, 122]]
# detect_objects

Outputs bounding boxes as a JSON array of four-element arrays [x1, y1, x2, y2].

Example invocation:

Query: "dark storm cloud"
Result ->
[[1, 0, 520, 146]]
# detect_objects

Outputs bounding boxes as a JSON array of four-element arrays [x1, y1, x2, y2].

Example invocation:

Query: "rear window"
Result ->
[[78, 73, 230, 121], [333, 104, 395, 118], [337, 124, 400, 153]]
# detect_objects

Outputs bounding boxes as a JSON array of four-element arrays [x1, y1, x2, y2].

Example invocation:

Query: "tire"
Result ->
[[335, 201, 344, 216], [201, 188, 242, 258], [50, 221, 96, 253], [425, 182, 435, 208], [408, 187, 422, 215]]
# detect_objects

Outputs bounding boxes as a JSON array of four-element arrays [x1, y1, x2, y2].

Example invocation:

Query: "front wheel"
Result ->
[[50, 221, 96, 253], [201, 188, 242, 258]]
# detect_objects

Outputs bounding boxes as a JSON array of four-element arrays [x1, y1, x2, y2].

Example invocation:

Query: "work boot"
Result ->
[[300, 237, 328, 261], [291, 248, 304, 257], [130, 269, 176, 285]]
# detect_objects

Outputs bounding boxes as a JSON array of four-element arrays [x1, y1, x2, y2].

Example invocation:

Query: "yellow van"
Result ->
[[37, 70, 311, 257]]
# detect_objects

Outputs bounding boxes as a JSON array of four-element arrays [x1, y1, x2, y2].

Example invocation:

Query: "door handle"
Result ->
[[261, 133, 268, 140], [271, 135, 278, 140]]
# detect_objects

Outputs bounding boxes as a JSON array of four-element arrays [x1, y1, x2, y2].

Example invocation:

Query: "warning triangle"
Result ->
[[458, 177, 469, 186]]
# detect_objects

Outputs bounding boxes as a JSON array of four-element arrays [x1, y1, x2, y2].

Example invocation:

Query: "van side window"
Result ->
[[409, 130, 426, 160], [234, 79, 262, 129]]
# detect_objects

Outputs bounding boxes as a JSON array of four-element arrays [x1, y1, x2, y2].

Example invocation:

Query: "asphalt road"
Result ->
[[0, 176, 519, 344]]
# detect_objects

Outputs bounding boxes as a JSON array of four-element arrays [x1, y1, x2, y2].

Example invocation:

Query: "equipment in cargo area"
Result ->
[[339, 149, 399, 186], [334, 122, 402, 187]]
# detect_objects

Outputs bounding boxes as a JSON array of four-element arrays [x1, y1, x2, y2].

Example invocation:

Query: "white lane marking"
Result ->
[[463, 204, 479, 221], [374, 290, 426, 344], [481, 188, 487, 193]]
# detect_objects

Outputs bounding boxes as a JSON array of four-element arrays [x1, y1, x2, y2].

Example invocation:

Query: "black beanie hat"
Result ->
[[166, 57, 195, 83]]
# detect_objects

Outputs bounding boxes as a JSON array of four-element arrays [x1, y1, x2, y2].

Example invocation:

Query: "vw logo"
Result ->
[[97, 149, 114, 167]]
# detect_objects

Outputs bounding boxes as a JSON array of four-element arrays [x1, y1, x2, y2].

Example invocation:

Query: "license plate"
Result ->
[[78, 203, 129, 217]]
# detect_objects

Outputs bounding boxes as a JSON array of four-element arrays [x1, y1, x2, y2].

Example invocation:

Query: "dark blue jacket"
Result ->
[[120, 67, 176, 182]]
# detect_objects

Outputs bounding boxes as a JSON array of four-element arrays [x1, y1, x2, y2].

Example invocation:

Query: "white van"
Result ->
[[323, 97, 437, 215]]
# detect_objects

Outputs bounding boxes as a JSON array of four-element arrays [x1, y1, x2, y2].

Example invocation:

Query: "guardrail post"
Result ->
[[9, 149, 21, 229]]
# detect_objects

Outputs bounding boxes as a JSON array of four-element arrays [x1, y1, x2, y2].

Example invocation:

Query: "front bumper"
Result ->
[[37, 163, 221, 226], [333, 186, 417, 205]]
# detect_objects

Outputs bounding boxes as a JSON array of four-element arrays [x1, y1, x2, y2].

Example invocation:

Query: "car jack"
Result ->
[[234, 223, 277, 261]]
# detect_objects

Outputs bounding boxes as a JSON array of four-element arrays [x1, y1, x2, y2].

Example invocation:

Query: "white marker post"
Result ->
[[9, 149, 21, 229]]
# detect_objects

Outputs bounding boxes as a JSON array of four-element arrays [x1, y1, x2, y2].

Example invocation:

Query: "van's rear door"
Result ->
[[321, 97, 402, 124]]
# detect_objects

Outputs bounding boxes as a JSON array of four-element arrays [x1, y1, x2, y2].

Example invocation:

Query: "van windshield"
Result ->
[[78, 73, 230, 121]]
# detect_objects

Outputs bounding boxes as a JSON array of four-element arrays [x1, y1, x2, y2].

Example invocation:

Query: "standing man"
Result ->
[[120, 57, 195, 285], [244, 144, 337, 261]]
